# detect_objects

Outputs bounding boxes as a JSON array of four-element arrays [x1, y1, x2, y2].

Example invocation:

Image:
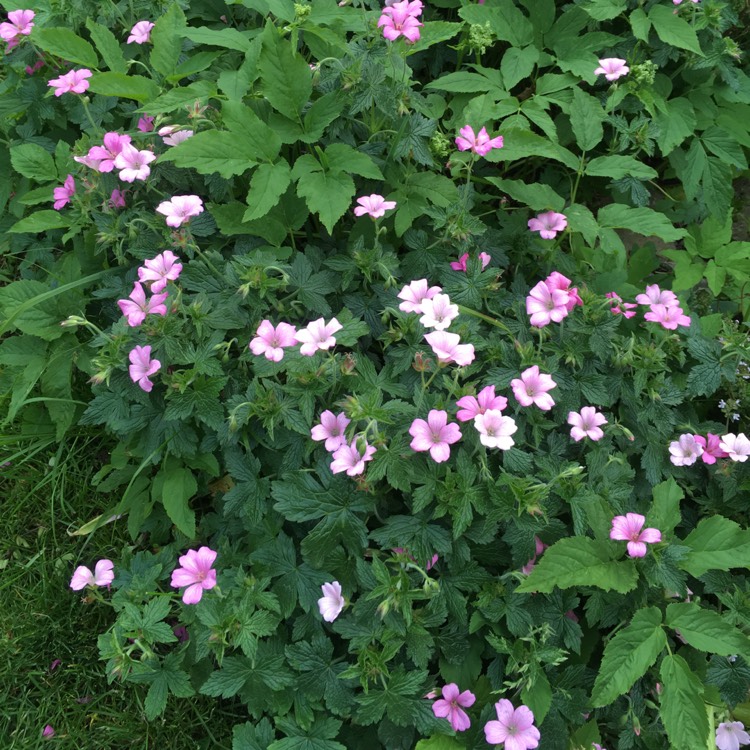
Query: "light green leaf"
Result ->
[[244, 160, 292, 221], [294, 162, 355, 235], [666, 602, 750, 661], [182, 26, 253, 51], [33, 28, 98, 68], [591, 607, 666, 707], [597, 204, 686, 242], [585, 155, 657, 180], [150, 2, 186, 77], [659, 655, 709, 750], [87, 72, 159, 102], [160, 130, 260, 178], [0, 280, 65, 341], [648, 478, 683, 537], [702, 126, 747, 169], [408, 21, 462, 54], [501, 46, 539, 90], [681, 515, 750, 577], [486, 177, 564, 212], [425, 71, 497, 94], [324, 144, 383, 180], [222, 101, 282, 163], [581, 0, 626, 20], [85, 20, 127, 74], [630, 8, 651, 41], [570, 88, 604, 151], [300, 92, 345, 143], [486, 128, 579, 170], [9, 210, 70, 234], [160, 466, 197, 538], [648, 5, 703, 56], [415, 738, 463, 750], [167, 50, 223, 83], [459, 1, 533, 47], [140, 80, 216, 114], [10, 144, 57, 182], [566, 203, 599, 246]]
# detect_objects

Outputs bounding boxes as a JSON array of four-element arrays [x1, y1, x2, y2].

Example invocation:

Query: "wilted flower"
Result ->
[[137, 115, 155, 132], [109, 189, 126, 209], [42, 725, 55, 739], [450, 252, 491, 272], [521, 537, 547, 575], [610, 513, 661, 558], [170, 547, 218, 605], [694, 433, 728, 465]]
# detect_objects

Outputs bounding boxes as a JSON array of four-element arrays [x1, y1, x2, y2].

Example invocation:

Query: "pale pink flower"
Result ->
[[455, 125, 504, 156], [474, 410, 517, 450], [528, 211, 567, 240], [716, 721, 750, 750], [330, 438, 376, 476], [249, 320, 297, 362], [128, 345, 161, 392], [409, 410, 462, 463], [456, 385, 508, 422], [484, 699, 540, 750], [127, 21, 155, 44], [117, 282, 168, 327], [720, 433, 750, 463], [594, 58, 630, 81], [694, 433, 728, 465], [568, 407, 607, 442], [109, 189, 126, 209], [113, 143, 156, 182], [419, 293, 459, 330], [450, 252, 491, 271], [87, 132, 132, 173], [377, 0, 423, 43], [526, 280, 571, 327], [156, 195, 204, 227], [170, 547, 217, 605], [317, 581, 345, 622], [674, 0, 700, 5], [42, 725, 55, 739], [52, 174, 75, 210], [296, 317, 343, 356], [432, 683, 476, 732], [353, 194, 397, 218], [70, 559, 115, 590], [161, 129, 194, 147], [311, 410, 350, 452], [644, 303, 691, 330], [545, 271, 582, 311], [635, 284, 679, 308], [0, 9, 34, 47], [137, 115, 155, 132], [668, 433, 704, 466], [521, 537, 547, 575], [424, 331, 475, 366], [610, 513, 662, 558], [48, 68, 92, 96], [397, 279, 441, 313], [511, 366, 557, 411], [138, 251, 183, 292], [73, 152, 103, 170], [605, 291, 638, 318]]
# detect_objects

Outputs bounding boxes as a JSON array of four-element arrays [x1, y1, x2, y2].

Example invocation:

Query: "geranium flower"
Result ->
[[432, 683, 476, 732], [42, 725, 55, 739], [511, 366, 557, 411], [720, 433, 750, 462], [127, 21, 154, 44], [644, 303, 691, 330], [450, 252, 491, 271], [606, 291, 638, 318], [330, 438, 376, 476], [668, 433, 704, 466], [419, 293, 459, 330], [409, 410, 462, 463], [117, 282, 168, 327], [170, 547, 218, 605], [635, 284, 679, 308], [526, 280, 571, 328], [528, 211, 567, 239], [716, 721, 750, 750], [156, 195, 204, 227], [568, 407, 607, 442], [484, 699, 540, 750], [318, 581, 345, 622], [113, 143, 156, 182], [424, 331, 475, 366], [594, 58, 630, 81], [249, 320, 297, 362], [353, 194, 397, 218], [128, 345, 161, 392], [137, 115, 155, 132], [397, 279, 441, 313], [69, 559, 114, 590], [0, 9, 35, 49], [138, 251, 183, 292], [455, 125, 504, 156], [87, 132, 132, 173], [545, 271, 582, 311], [159, 126, 194, 146], [48, 69, 92, 96], [521, 537, 547, 575], [694, 433, 728, 465], [377, 0, 423, 43], [109, 189, 126, 209], [456, 385, 508, 422], [474, 410, 517, 449], [311, 410, 350, 452], [610, 513, 661, 558], [52, 175, 75, 210], [296, 317, 343, 356]]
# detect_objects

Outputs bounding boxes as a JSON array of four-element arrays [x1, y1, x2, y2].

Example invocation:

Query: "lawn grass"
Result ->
[[0, 434, 242, 749]]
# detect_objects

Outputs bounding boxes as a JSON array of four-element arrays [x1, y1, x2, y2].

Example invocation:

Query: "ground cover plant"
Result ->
[[2, 0, 750, 748]]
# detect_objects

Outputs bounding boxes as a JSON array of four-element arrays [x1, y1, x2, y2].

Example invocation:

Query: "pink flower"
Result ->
[[117, 282, 168, 327], [526, 280, 571, 328], [0, 9, 34, 47], [610, 513, 662, 558], [137, 115, 155, 132], [528, 211, 567, 240], [170, 547, 218, 605], [474, 410, 517, 450], [52, 174, 75, 210], [88, 131, 132, 173], [397, 279, 441, 314], [249, 320, 297, 362], [605, 291, 638, 318], [160, 128, 194, 147], [156, 195, 204, 227], [594, 58, 630, 81], [674, 0, 700, 4], [353, 194, 397, 218], [668, 433, 704, 466], [455, 125, 504, 156], [424, 331, 475, 366], [635, 284, 679, 308], [128, 345, 161, 392], [432, 683, 476, 732], [377, 0, 423, 43], [392, 547, 438, 570], [450, 252, 492, 271], [419, 293, 459, 330], [127, 20, 154, 44], [484, 699, 540, 750], [42, 725, 55, 739], [73, 152, 103, 170], [48, 68, 92, 96], [720, 433, 750, 463], [409, 410, 462, 463], [109, 189, 126, 209], [716, 721, 750, 750], [568, 407, 607, 442], [138, 251, 183, 292], [70, 559, 115, 590], [456, 385, 508, 422], [644, 303, 691, 330], [330, 438, 376, 476], [511, 366, 557, 411], [113, 143, 156, 182], [521, 537, 547, 575], [545, 271, 582, 311], [25, 59, 45, 76], [296, 317, 343, 356], [694, 433, 728, 465], [318, 581, 345, 622], [311, 410, 350, 452]]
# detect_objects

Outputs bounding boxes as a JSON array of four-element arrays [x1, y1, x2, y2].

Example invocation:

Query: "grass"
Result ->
[[0, 433, 242, 749]]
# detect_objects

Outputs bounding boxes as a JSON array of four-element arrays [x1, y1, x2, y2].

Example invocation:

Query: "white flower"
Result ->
[[474, 410, 517, 450], [317, 581, 345, 622], [720, 433, 750, 462], [419, 293, 459, 330]]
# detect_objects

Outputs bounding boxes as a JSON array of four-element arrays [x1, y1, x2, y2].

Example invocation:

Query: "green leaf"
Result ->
[[222, 101, 282, 163], [150, 2, 186, 77], [87, 72, 159, 102], [648, 5, 703, 55], [702, 157, 733, 222], [33, 28, 98, 68], [161, 130, 260, 178], [182, 26, 253, 51], [597, 204, 685, 243], [145, 675, 168, 720], [570, 88, 604, 151], [654, 98, 696, 156], [459, 1, 533, 47], [501, 46, 540, 90], [425, 71, 497, 94], [486, 129, 579, 170], [408, 21, 462, 54], [85, 20, 127, 74], [415, 738, 463, 750], [666, 602, 750, 661], [648, 478, 683, 537], [486, 178, 565, 211], [591, 607, 666, 707], [300, 92, 345, 143], [325, 144, 383, 180], [659, 654, 709, 750], [566, 203, 599, 246], [244, 160, 292, 221], [292, 154, 356, 234], [168, 50, 223, 83], [10, 144, 57, 182], [516, 536, 639, 594], [0, 280, 66, 341], [159, 466, 197, 538], [581, 0, 625, 20], [585, 155, 657, 180], [681, 515, 750, 577], [233, 719, 276, 750], [630, 8, 651, 41]]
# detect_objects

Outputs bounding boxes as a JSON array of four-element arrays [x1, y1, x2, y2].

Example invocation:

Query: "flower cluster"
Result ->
[[606, 284, 691, 330], [525, 271, 582, 328], [669, 432, 750, 466], [74, 131, 156, 183]]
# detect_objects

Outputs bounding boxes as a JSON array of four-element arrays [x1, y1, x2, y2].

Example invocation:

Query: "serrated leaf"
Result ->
[[702, 157, 733, 222], [570, 88, 604, 151], [597, 204, 685, 243], [681, 516, 750, 577], [659, 654, 709, 750], [666, 602, 750, 660], [501, 46, 539, 90], [87, 72, 159, 102], [244, 160, 292, 221], [293, 157, 355, 234], [161, 130, 260, 178], [630, 8, 650, 41], [259, 23, 312, 120], [648, 478, 683, 537], [10, 144, 57, 182], [160, 466, 197, 538], [33, 28, 98, 68], [486, 178, 565, 211], [85, 20, 127, 74], [182, 26, 253, 52], [324, 144, 383, 180], [233, 719, 276, 750], [459, 1, 533, 47], [585, 155, 657, 180], [150, 2, 186, 77], [653, 98, 696, 156], [648, 5, 703, 56]]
